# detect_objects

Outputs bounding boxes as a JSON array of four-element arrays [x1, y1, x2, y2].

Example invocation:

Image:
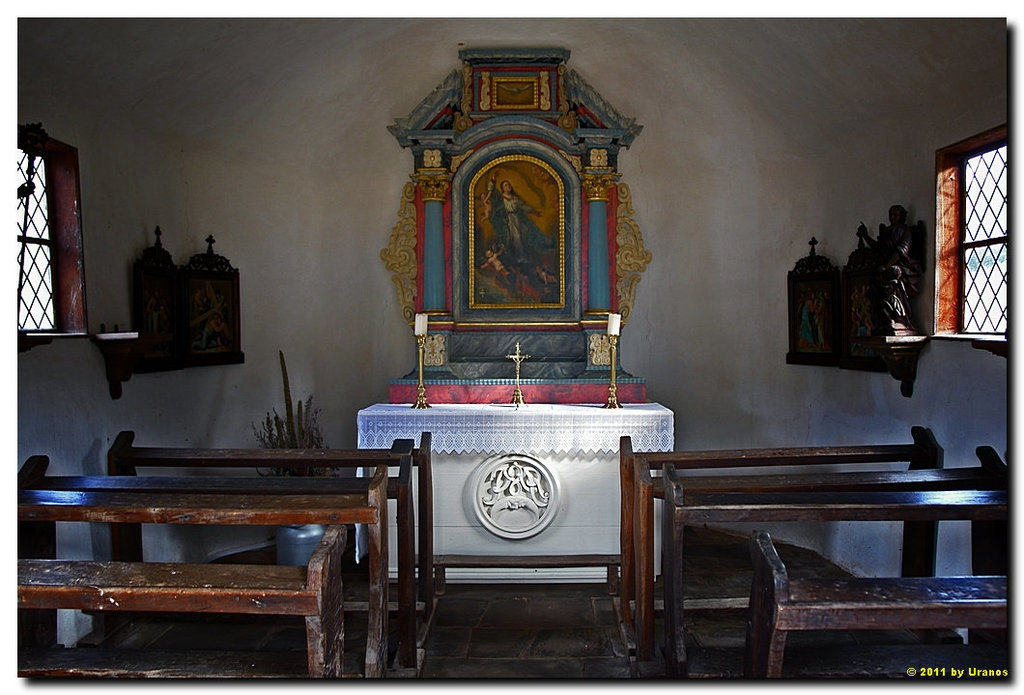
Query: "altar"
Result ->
[[357, 402, 674, 582]]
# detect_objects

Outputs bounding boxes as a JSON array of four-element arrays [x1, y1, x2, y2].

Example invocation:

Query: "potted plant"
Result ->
[[253, 350, 327, 564]]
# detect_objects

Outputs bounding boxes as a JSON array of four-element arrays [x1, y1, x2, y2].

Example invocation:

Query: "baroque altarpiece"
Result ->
[[381, 48, 651, 404]]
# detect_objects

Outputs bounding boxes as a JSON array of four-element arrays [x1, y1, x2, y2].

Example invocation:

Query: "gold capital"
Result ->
[[413, 173, 452, 202], [582, 173, 619, 202]]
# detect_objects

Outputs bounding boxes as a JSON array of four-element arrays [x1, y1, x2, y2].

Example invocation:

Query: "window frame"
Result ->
[[17, 126, 88, 349], [934, 123, 1007, 338]]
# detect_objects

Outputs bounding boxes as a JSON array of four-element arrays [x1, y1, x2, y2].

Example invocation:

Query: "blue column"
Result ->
[[423, 200, 445, 311], [587, 199, 610, 310]]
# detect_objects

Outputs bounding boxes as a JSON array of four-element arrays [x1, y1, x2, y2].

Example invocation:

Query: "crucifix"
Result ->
[[505, 341, 530, 407]]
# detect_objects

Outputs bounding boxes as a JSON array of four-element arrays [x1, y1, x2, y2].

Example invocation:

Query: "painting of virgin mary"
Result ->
[[470, 155, 564, 309]]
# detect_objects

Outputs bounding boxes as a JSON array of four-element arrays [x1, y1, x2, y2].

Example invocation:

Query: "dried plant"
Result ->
[[253, 350, 325, 475]]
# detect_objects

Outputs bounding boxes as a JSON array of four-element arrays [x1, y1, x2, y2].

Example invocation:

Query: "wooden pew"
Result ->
[[619, 428, 1006, 669], [620, 427, 945, 635], [659, 460, 1007, 677], [18, 455, 391, 678], [745, 529, 1007, 678], [104, 430, 435, 673]]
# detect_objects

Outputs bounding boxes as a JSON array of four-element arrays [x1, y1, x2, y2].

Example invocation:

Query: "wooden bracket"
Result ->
[[860, 335, 929, 397], [90, 332, 160, 399]]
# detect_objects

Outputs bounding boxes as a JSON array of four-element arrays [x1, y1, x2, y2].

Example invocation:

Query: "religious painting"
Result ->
[[786, 272, 840, 366], [839, 267, 886, 372], [133, 264, 181, 371], [468, 154, 565, 311], [132, 226, 182, 372], [181, 268, 244, 367], [786, 239, 840, 366]]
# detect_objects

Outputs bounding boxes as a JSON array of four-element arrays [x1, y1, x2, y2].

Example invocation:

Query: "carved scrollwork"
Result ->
[[184, 235, 236, 273], [467, 454, 560, 539], [380, 182, 418, 323], [454, 65, 474, 133], [614, 183, 652, 323], [424, 334, 446, 367], [556, 64, 578, 135], [558, 150, 582, 174], [539, 71, 551, 111], [589, 333, 612, 366]]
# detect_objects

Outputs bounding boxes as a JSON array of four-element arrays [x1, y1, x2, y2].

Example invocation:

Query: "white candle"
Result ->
[[607, 313, 621, 336], [414, 313, 428, 336]]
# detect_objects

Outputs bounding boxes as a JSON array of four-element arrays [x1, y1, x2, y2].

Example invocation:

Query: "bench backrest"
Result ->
[[104, 430, 434, 605]]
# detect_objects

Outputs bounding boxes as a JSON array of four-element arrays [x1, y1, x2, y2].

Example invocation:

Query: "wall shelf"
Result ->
[[90, 332, 161, 399], [859, 335, 929, 398]]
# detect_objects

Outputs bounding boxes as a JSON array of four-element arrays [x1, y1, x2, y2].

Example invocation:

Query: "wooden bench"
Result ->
[[104, 430, 435, 673], [745, 529, 1007, 678], [620, 426, 945, 634], [18, 455, 391, 678], [619, 427, 1008, 669], [659, 459, 1007, 677], [620, 426, 959, 661]]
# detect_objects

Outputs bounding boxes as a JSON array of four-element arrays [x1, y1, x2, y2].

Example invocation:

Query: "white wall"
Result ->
[[16, 18, 1007, 643]]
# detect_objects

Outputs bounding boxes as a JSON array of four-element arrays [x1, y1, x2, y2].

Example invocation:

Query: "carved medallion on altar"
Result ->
[[468, 453, 560, 540], [382, 47, 652, 405]]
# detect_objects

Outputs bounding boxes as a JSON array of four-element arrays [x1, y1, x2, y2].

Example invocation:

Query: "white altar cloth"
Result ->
[[357, 402, 674, 455], [356, 402, 674, 581]]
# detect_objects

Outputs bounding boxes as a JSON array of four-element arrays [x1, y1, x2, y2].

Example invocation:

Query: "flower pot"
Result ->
[[275, 524, 326, 565]]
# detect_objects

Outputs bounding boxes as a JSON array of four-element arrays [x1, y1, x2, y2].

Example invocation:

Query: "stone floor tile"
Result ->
[[525, 627, 623, 658], [466, 627, 533, 658], [478, 597, 531, 627], [423, 626, 472, 658], [434, 596, 489, 627]]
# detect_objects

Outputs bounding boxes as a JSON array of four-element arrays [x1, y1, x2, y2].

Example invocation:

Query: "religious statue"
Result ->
[[856, 205, 925, 336]]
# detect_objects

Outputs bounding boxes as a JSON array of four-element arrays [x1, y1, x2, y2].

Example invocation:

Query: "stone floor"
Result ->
[[421, 581, 629, 678], [84, 526, 1007, 679]]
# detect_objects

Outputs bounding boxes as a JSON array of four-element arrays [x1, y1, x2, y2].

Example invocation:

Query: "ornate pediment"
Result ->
[[388, 48, 642, 161]]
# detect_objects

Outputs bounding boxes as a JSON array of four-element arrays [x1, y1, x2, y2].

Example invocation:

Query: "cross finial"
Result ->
[[205, 235, 216, 254], [808, 237, 818, 255]]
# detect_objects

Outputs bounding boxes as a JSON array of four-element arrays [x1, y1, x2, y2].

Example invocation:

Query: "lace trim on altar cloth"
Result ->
[[356, 402, 674, 454]]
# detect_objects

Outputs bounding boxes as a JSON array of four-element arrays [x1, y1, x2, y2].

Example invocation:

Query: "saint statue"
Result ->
[[856, 205, 924, 336]]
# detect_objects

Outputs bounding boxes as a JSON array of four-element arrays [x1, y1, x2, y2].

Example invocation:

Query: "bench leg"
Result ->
[[18, 519, 57, 648], [365, 500, 389, 677], [305, 525, 347, 678], [397, 483, 416, 670], [745, 531, 789, 678], [606, 564, 619, 596], [433, 565, 447, 596]]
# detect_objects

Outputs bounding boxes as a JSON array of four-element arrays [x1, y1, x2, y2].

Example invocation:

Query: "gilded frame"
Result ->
[[468, 154, 566, 312], [490, 76, 540, 110]]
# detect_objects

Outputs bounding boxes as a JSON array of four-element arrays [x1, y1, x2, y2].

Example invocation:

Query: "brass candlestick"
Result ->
[[604, 334, 622, 409], [505, 341, 530, 408], [412, 334, 431, 409]]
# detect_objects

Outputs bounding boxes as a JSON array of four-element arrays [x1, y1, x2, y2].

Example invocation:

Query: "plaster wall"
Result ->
[[16, 18, 1008, 644]]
